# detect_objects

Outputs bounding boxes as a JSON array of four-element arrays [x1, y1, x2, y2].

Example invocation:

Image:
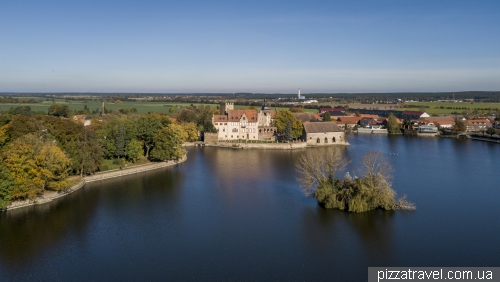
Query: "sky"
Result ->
[[1, 0, 499, 93]]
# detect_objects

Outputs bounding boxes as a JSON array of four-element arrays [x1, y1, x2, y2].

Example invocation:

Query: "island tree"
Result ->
[[296, 149, 415, 212]]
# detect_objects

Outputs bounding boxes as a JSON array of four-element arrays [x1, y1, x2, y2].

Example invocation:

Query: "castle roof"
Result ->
[[228, 110, 258, 122], [213, 115, 228, 122]]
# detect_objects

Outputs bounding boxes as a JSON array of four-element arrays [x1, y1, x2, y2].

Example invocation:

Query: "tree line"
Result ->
[[0, 106, 205, 209]]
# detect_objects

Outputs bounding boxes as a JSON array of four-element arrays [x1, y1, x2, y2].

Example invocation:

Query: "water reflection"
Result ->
[[0, 190, 97, 268], [1, 139, 499, 280]]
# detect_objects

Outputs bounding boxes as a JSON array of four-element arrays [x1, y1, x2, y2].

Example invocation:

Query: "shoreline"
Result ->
[[4, 155, 187, 212]]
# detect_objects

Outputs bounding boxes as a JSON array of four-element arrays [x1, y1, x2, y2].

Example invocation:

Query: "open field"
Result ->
[[403, 101, 500, 115], [0, 100, 317, 115]]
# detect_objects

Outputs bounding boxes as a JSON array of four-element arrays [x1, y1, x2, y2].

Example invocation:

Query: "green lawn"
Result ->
[[99, 157, 151, 172]]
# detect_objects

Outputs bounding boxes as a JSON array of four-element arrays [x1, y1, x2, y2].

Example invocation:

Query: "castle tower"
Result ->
[[220, 102, 234, 115]]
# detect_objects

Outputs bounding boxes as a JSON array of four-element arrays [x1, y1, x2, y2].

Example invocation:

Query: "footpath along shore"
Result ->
[[4, 155, 187, 212]]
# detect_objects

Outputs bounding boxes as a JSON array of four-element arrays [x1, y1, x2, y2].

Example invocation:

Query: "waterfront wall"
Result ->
[[210, 142, 308, 150], [4, 156, 187, 211], [356, 128, 388, 134]]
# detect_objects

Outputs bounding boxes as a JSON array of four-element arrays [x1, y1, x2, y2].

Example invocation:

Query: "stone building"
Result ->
[[301, 122, 348, 146]]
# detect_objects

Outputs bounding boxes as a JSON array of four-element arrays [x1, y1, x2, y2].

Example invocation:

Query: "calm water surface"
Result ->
[[1, 135, 499, 281]]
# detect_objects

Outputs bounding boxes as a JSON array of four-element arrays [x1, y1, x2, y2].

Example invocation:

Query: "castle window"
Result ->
[[324, 137, 328, 143], [317, 138, 320, 143], [332, 137, 336, 142], [232, 128, 238, 132], [223, 128, 225, 132]]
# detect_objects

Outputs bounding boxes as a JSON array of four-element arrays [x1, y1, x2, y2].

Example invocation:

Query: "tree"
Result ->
[[296, 148, 350, 197], [284, 120, 293, 141], [289, 106, 304, 113], [486, 127, 496, 137], [274, 110, 303, 139], [150, 124, 187, 161], [177, 108, 197, 123], [74, 129, 103, 176], [386, 113, 401, 134], [124, 139, 143, 163], [296, 149, 414, 212], [48, 104, 72, 118], [136, 115, 163, 158], [8, 106, 33, 116], [323, 111, 332, 121], [182, 122, 199, 142], [453, 117, 466, 132], [2, 134, 71, 199], [114, 124, 126, 158], [0, 165, 15, 209], [0, 124, 8, 147]]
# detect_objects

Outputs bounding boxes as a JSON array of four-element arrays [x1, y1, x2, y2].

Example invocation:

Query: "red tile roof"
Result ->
[[336, 117, 362, 124], [213, 115, 228, 122], [228, 110, 258, 122]]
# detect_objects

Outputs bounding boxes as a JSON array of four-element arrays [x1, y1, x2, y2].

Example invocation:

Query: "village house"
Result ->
[[416, 117, 455, 129], [463, 119, 491, 132], [359, 117, 380, 128], [336, 116, 362, 128]]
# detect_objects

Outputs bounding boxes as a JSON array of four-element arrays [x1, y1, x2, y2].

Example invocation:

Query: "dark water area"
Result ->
[[1, 135, 499, 281]]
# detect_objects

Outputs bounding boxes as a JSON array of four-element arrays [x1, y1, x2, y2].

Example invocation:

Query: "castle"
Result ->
[[211, 100, 277, 141]]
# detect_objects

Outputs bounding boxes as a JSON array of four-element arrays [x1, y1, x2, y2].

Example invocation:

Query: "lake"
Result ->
[[1, 135, 499, 281]]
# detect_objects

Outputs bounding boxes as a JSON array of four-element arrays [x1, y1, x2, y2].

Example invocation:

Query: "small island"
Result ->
[[296, 149, 415, 212]]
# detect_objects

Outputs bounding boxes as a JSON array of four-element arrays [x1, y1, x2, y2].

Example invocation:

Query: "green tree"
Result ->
[[2, 134, 71, 199], [182, 122, 199, 142], [115, 124, 126, 158], [289, 106, 304, 113], [74, 128, 103, 176], [274, 110, 303, 139], [150, 123, 187, 161], [386, 113, 401, 134], [453, 117, 466, 132], [124, 139, 143, 163], [284, 120, 293, 141], [136, 115, 163, 158], [177, 108, 197, 123], [8, 106, 33, 116], [48, 104, 72, 118], [0, 166, 15, 209], [323, 111, 332, 121], [486, 127, 496, 137]]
